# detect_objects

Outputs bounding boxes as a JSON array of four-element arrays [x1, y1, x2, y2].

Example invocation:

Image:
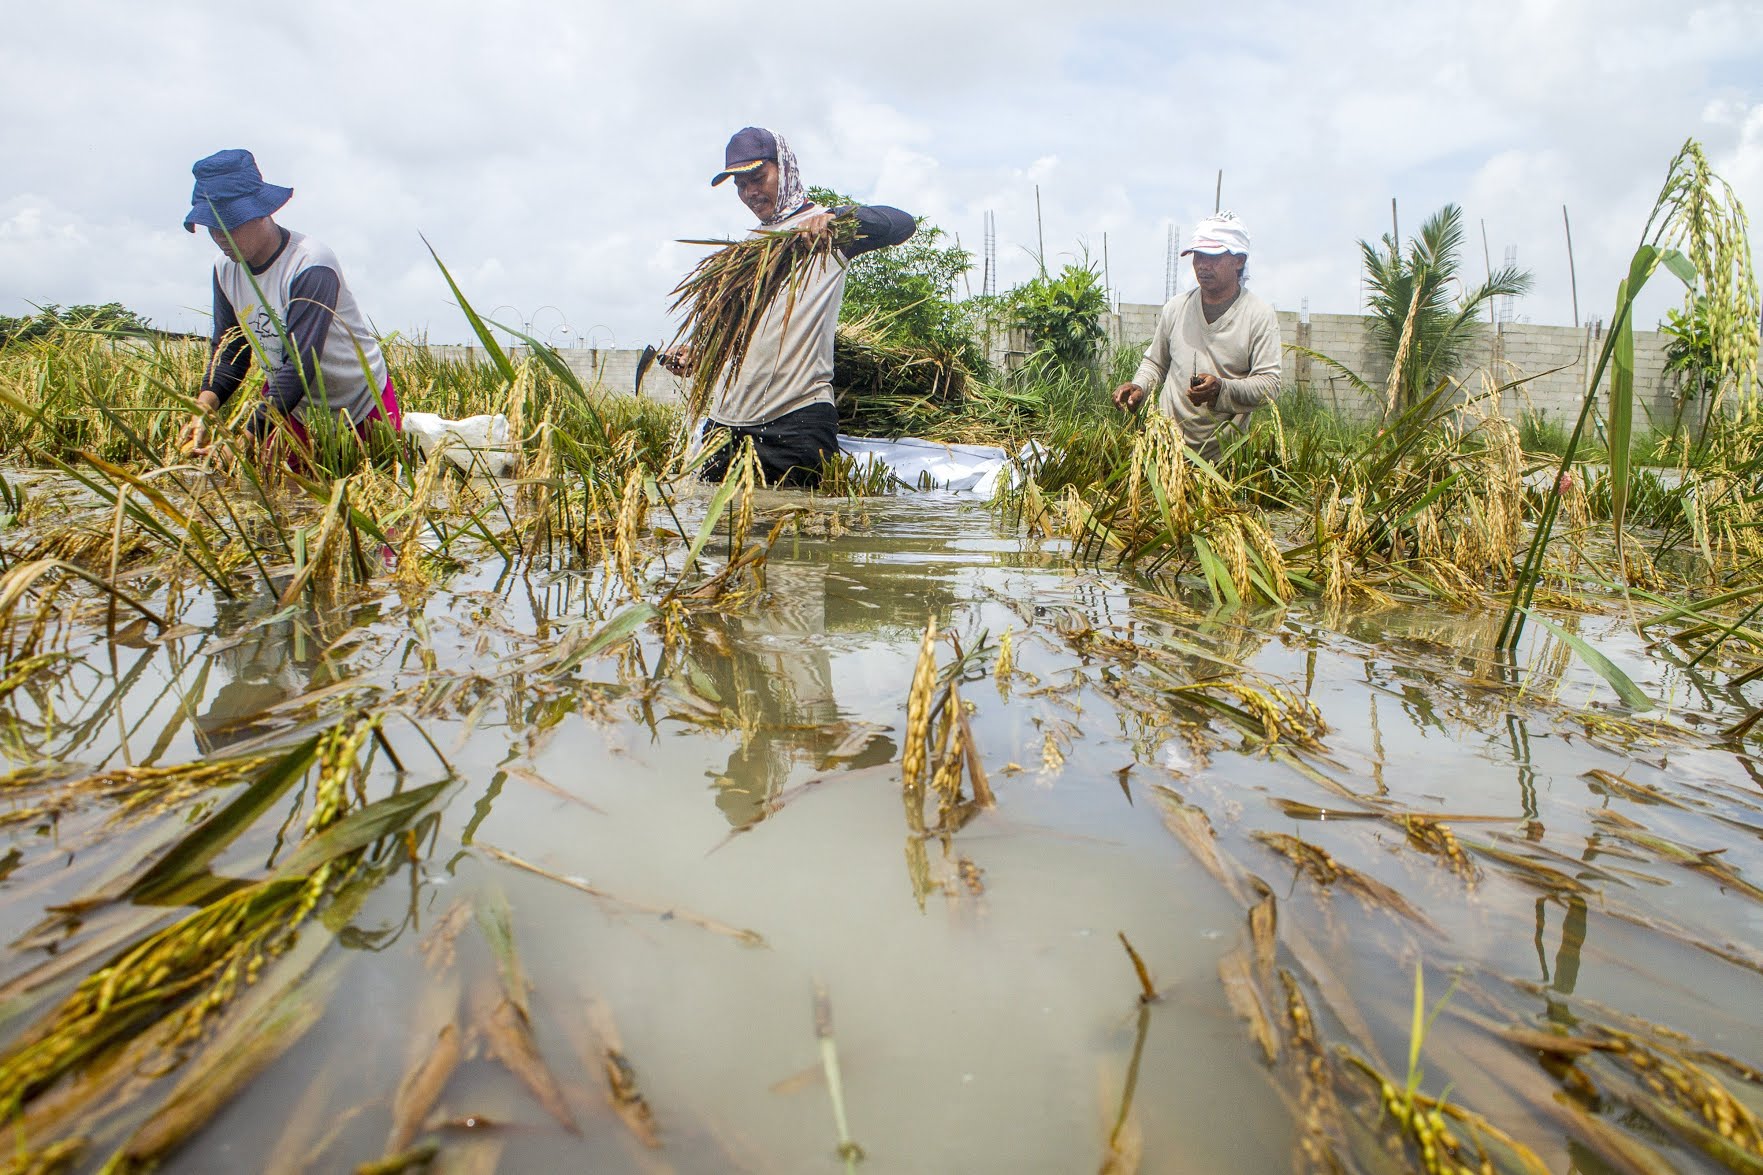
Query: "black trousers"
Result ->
[[700, 402, 839, 488]]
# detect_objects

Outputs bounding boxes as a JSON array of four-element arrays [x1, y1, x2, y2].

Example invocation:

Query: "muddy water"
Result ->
[[6, 491, 1763, 1172]]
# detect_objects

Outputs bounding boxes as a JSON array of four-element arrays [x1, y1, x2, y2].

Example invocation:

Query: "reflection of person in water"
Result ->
[[192, 599, 317, 751], [703, 562, 897, 828]]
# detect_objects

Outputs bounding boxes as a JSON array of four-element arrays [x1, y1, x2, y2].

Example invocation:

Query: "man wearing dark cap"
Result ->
[[1112, 212, 1281, 462], [179, 149, 400, 458], [665, 126, 916, 486]]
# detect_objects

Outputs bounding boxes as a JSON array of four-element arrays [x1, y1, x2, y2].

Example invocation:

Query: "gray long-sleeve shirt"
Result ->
[[1133, 287, 1282, 461]]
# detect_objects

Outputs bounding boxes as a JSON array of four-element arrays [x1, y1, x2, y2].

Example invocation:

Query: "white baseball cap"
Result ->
[[1181, 212, 1251, 256]]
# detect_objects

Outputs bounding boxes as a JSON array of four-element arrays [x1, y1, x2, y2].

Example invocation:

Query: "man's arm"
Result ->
[[249, 266, 340, 436], [1214, 306, 1282, 414], [201, 273, 250, 408], [836, 205, 916, 259]]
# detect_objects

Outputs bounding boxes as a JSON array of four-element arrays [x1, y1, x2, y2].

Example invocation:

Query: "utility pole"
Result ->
[[1214, 171, 1223, 213], [1035, 185, 1046, 272], [1562, 205, 1580, 329], [1103, 231, 1111, 308], [1481, 219, 1496, 327]]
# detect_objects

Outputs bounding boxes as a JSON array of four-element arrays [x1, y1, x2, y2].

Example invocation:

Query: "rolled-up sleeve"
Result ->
[[841, 205, 916, 258]]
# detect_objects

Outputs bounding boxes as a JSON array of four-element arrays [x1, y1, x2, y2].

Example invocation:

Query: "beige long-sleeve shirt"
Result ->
[[1133, 287, 1282, 461], [706, 201, 916, 427]]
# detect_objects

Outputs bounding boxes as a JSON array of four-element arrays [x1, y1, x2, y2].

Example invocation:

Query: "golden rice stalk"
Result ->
[[1241, 515, 1293, 603], [395, 443, 446, 591], [930, 683, 966, 817], [613, 468, 646, 596], [901, 617, 938, 792], [502, 362, 536, 474], [520, 412, 557, 553]]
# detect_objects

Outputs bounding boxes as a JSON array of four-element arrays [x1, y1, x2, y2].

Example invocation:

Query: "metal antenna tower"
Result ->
[[982, 210, 997, 298], [1165, 224, 1180, 300], [1499, 245, 1519, 324]]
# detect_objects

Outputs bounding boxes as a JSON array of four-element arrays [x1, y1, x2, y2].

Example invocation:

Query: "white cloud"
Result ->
[[2, 0, 1760, 345]]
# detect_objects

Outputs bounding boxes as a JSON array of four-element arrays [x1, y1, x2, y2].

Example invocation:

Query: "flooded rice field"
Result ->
[[4, 482, 1763, 1173]]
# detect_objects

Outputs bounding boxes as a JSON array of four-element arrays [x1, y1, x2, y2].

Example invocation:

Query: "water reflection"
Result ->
[[191, 597, 375, 751]]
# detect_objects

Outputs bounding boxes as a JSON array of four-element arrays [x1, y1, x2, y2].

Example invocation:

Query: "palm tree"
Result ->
[[1359, 204, 1533, 414]]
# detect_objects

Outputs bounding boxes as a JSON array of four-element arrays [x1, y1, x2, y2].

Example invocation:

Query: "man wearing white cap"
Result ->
[[1112, 212, 1281, 461]]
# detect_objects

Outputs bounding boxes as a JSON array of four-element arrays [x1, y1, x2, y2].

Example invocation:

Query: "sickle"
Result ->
[[634, 345, 658, 395]]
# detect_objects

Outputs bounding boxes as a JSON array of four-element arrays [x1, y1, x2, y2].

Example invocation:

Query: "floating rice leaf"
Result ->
[[474, 883, 529, 1020], [478, 843, 766, 946], [1461, 837, 1597, 895], [386, 978, 463, 1154], [1582, 768, 1687, 809], [1151, 786, 1251, 906], [471, 979, 578, 1134], [1523, 610, 1655, 711], [1218, 946, 1279, 1065], [539, 602, 657, 677], [110, 942, 348, 1170], [272, 779, 451, 880], [355, 1143, 441, 1175], [577, 993, 661, 1149], [124, 734, 324, 903]]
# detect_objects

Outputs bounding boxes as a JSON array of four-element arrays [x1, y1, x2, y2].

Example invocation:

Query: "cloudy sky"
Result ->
[[3, 0, 1760, 347]]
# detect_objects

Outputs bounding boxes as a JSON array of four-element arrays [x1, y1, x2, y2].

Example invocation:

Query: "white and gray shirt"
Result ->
[[203, 228, 388, 434]]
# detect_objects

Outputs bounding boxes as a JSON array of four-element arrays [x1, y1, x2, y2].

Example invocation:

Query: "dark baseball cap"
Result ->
[[711, 127, 777, 186]]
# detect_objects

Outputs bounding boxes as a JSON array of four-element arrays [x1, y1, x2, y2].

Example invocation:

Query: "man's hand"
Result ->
[[797, 211, 837, 240], [179, 390, 222, 456], [1112, 382, 1147, 412], [659, 346, 694, 377], [1187, 373, 1222, 408]]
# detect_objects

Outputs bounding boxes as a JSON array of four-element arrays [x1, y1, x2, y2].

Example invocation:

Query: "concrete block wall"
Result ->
[[420, 344, 687, 404], [412, 305, 1683, 433], [1107, 302, 1679, 431]]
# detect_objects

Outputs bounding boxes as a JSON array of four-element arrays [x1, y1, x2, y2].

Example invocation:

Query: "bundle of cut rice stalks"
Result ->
[[832, 312, 977, 437], [667, 218, 857, 421]]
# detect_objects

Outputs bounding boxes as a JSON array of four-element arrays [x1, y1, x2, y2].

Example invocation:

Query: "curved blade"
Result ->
[[635, 345, 658, 395]]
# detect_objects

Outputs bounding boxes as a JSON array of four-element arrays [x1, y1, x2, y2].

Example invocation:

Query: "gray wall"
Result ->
[[419, 307, 1681, 430], [1104, 303, 1677, 430], [420, 344, 688, 404]]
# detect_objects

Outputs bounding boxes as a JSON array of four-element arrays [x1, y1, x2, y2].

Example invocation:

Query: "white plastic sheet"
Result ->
[[836, 435, 1041, 496], [403, 411, 516, 477]]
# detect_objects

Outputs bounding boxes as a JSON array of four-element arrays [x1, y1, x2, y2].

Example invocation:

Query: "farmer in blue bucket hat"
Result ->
[[661, 127, 917, 487], [179, 149, 401, 459]]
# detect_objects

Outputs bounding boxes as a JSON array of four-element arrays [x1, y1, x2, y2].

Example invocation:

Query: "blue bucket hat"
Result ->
[[183, 149, 293, 233]]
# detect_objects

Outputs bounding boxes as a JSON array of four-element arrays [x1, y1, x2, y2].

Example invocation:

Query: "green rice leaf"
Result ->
[[422, 237, 515, 383], [272, 779, 451, 879], [1523, 610, 1656, 711]]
